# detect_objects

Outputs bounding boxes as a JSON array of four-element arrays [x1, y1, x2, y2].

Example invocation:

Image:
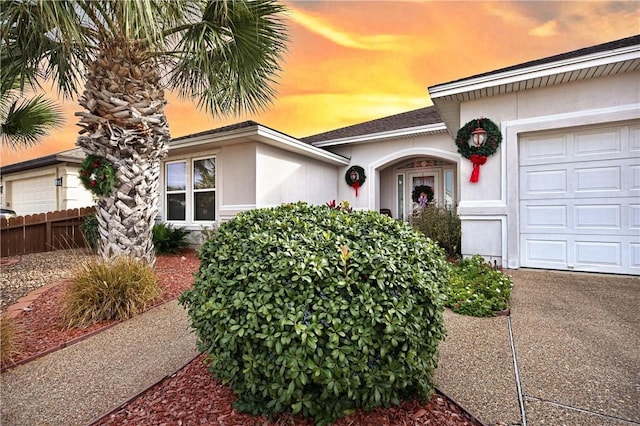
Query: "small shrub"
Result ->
[[447, 255, 513, 317], [62, 257, 160, 328], [1, 315, 21, 364], [152, 223, 189, 254], [180, 202, 450, 425], [411, 203, 461, 259], [81, 212, 100, 251], [197, 224, 218, 245]]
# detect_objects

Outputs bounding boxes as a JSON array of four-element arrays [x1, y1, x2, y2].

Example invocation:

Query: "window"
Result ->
[[193, 158, 215, 221], [444, 169, 454, 206], [396, 174, 404, 220], [166, 161, 186, 221], [165, 156, 216, 223]]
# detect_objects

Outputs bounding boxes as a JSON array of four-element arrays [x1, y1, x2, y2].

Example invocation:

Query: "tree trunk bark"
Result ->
[[76, 38, 170, 266]]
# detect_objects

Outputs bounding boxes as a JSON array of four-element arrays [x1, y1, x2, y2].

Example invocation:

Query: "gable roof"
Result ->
[[0, 148, 85, 175], [429, 34, 640, 133], [302, 106, 445, 147], [171, 120, 259, 143], [440, 34, 640, 89], [170, 120, 349, 166]]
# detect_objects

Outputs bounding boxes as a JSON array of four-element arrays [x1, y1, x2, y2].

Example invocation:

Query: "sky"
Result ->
[[1, 0, 639, 166]]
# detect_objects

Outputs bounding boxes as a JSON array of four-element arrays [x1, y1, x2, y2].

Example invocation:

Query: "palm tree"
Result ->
[[0, 55, 64, 149], [1, 0, 288, 265]]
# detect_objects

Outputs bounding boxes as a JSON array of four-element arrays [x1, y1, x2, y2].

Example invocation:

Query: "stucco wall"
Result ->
[[457, 70, 640, 267], [161, 137, 341, 244], [379, 167, 397, 215], [61, 166, 94, 210], [326, 133, 457, 211], [256, 143, 337, 207], [219, 142, 257, 220]]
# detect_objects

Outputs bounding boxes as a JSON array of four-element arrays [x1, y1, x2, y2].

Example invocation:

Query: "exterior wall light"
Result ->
[[469, 126, 488, 148]]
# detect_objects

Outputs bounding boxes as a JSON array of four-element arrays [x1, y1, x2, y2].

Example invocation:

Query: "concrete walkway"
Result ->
[[435, 269, 640, 426], [1, 270, 638, 425], [0, 301, 198, 426]]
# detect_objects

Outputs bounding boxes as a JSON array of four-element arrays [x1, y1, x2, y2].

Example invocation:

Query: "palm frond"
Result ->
[[0, 94, 65, 150], [1, 0, 92, 99], [167, 0, 288, 117]]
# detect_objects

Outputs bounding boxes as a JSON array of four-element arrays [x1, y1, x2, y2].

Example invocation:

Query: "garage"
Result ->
[[519, 121, 639, 275], [10, 174, 57, 216]]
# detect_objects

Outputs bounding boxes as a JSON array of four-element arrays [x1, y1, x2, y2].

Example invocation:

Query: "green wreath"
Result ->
[[411, 185, 434, 204], [345, 165, 366, 187], [79, 154, 116, 197], [455, 118, 502, 159]]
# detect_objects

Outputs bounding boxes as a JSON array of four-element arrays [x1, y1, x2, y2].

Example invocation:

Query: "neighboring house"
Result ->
[[0, 148, 94, 215], [2, 35, 638, 275]]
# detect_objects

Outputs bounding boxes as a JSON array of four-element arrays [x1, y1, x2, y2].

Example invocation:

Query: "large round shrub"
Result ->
[[180, 202, 449, 425]]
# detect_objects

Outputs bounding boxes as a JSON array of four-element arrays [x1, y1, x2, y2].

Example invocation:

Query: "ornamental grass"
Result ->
[[411, 203, 461, 259], [62, 257, 160, 328], [0, 315, 21, 364]]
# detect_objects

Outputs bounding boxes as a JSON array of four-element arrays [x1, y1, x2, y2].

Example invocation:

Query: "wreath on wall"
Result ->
[[79, 154, 116, 197], [455, 117, 502, 183], [411, 185, 434, 204], [345, 165, 366, 197]]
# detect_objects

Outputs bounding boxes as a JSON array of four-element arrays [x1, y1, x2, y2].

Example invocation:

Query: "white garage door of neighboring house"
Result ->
[[519, 122, 639, 275], [11, 175, 57, 215]]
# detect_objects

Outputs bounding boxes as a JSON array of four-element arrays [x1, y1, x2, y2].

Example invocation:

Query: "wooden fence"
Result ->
[[0, 206, 95, 258]]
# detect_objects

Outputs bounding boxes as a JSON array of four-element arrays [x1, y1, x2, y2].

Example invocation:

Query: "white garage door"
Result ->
[[11, 174, 57, 215], [519, 121, 639, 275]]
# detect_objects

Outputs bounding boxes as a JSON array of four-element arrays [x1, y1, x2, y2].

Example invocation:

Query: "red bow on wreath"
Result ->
[[469, 154, 487, 183], [455, 118, 503, 184], [345, 166, 366, 197]]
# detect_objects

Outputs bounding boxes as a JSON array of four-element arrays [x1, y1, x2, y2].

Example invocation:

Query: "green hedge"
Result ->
[[180, 202, 450, 425]]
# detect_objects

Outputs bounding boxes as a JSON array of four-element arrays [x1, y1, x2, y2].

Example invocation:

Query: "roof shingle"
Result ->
[[301, 106, 442, 144], [435, 34, 640, 88]]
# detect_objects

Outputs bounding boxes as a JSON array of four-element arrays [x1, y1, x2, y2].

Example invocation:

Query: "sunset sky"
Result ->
[[2, 0, 638, 166]]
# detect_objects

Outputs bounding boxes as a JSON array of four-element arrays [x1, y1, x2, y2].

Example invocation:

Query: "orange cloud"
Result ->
[[529, 21, 559, 37], [287, 4, 407, 51]]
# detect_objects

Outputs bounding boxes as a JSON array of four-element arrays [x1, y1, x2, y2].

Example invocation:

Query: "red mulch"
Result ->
[[3, 249, 483, 426], [1, 250, 200, 368], [95, 352, 481, 426]]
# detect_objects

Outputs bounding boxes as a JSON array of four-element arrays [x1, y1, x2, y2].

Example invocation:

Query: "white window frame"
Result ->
[[164, 154, 218, 227], [191, 156, 216, 223], [165, 160, 187, 222]]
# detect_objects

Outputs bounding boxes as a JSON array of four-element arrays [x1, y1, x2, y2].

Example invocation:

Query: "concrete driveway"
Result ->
[[435, 269, 639, 426]]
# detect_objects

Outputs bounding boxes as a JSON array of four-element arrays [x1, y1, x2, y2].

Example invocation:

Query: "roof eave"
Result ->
[[255, 126, 350, 165], [169, 123, 349, 166], [0, 151, 84, 175], [429, 44, 640, 100], [429, 44, 640, 133], [311, 123, 448, 148]]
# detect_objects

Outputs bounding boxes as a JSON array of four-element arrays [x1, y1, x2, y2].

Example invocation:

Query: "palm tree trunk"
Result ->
[[76, 38, 170, 266]]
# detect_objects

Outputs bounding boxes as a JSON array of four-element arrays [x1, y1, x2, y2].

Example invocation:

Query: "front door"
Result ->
[[407, 171, 438, 216]]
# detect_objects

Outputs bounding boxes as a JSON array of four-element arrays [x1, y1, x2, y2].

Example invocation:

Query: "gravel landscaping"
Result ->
[[1, 249, 95, 312]]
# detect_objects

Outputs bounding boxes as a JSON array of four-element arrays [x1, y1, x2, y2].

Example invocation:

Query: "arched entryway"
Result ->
[[367, 148, 459, 220]]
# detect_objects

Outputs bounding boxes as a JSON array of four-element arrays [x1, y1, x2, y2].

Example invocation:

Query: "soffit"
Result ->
[[429, 41, 640, 134]]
